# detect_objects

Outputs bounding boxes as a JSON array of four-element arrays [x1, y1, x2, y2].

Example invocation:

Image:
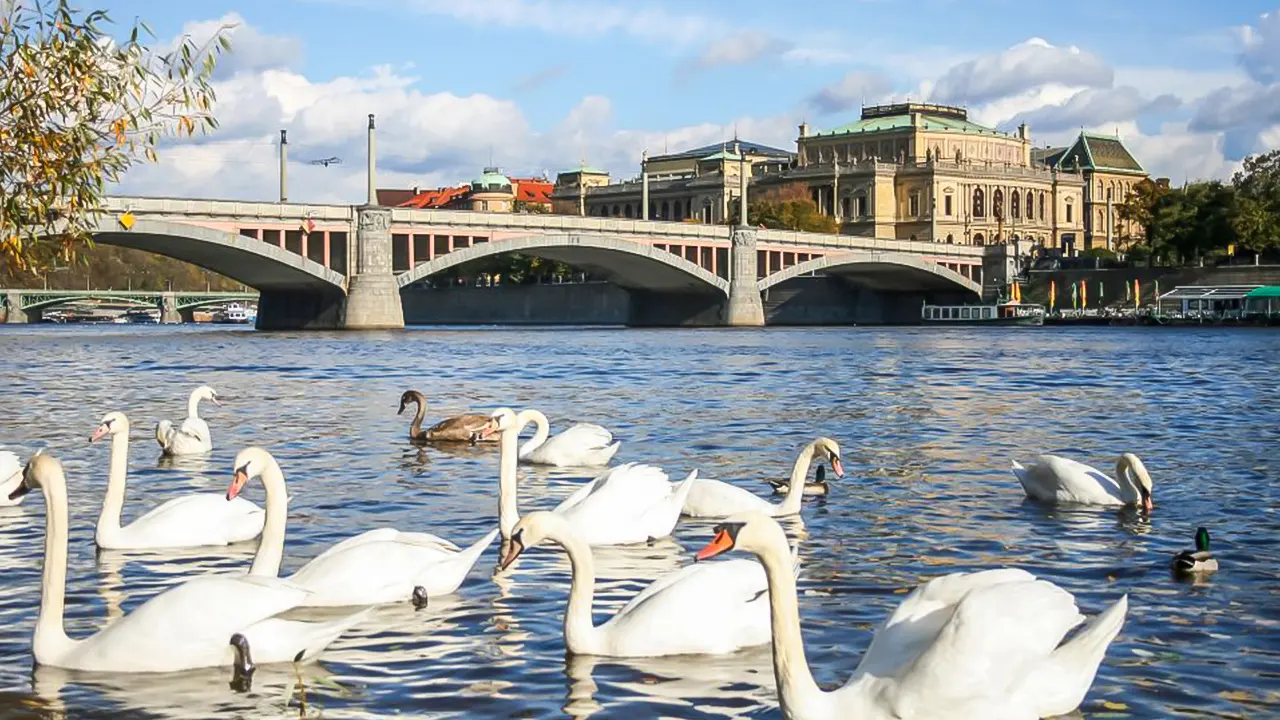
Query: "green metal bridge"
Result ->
[[2, 289, 258, 323]]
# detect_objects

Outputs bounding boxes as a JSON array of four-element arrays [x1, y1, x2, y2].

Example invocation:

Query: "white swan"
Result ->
[[11, 453, 368, 673], [517, 409, 620, 467], [156, 385, 219, 456], [0, 449, 25, 507], [230, 448, 498, 606], [1011, 453, 1154, 512], [481, 408, 697, 546], [695, 511, 1129, 720], [90, 412, 264, 550], [682, 437, 843, 519], [499, 510, 790, 657]]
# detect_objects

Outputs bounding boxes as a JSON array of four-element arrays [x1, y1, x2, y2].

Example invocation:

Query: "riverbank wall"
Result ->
[[1024, 264, 1280, 307]]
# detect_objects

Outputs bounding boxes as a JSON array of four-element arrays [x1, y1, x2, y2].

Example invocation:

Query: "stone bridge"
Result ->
[[67, 195, 999, 329]]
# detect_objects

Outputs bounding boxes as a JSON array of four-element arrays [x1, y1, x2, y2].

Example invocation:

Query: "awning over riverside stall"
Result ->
[[1157, 285, 1262, 301]]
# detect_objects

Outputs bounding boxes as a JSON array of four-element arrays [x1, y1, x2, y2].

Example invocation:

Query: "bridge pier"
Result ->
[[724, 227, 765, 327], [341, 205, 404, 330], [159, 293, 183, 324], [3, 291, 28, 323]]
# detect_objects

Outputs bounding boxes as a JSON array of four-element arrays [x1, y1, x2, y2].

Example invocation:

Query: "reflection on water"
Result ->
[[0, 324, 1278, 718]]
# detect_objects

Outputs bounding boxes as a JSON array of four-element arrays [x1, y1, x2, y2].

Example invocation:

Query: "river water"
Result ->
[[0, 324, 1277, 719]]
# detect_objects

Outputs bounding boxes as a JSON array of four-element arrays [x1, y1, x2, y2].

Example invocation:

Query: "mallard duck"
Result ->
[[1172, 527, 1217, 575], [766, 464, 828, 497]]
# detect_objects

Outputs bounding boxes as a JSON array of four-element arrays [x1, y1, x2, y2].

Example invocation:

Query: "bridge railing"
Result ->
[[101, 196, 353, 222], [389, 206, 733, 241]]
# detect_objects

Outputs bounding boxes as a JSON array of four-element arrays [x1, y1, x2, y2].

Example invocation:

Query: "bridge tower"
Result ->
[[340, 115, 404, 329]]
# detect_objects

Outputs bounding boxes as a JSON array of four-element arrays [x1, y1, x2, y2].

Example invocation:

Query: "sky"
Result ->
[[95, 0, 1280, 204]]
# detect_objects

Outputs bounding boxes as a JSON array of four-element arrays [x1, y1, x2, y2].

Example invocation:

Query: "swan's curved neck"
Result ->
[[248, 462, 289, 577], [95, 430, 131, 544], [518, 410, 550, 458], [777, 440, 820, 516], [35, 473, 78, 665], [756, 530, 830, 717], [187, 391, 204, 419], [551, 523, 601, 655], [1114, 457, 1141, 504], [408, 397, 426, 438], [498, 413, 536, 539]]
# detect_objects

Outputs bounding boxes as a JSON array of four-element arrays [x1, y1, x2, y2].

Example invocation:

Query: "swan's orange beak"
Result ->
[[498, 537, 524, 570], [89, 425, 109, 443], [1143, 495, 1154, 512], [227, 469, 249, 501], [695, 529, 735, 561], [478, 419, 500, 440], [830, 456, 845, 478]]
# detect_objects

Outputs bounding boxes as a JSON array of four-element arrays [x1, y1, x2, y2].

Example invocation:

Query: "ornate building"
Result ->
[[549, 103, 1155, 256], [389, 168, 553, 212], [1034, 133, 1148, 253]]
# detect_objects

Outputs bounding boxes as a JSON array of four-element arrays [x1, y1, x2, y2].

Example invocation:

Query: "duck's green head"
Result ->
[[1195, 527, 1211, 552]]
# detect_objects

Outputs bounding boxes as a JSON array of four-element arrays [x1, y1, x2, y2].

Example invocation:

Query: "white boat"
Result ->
[[214, 303, 257, 324], [922, 300, 1045, 326]]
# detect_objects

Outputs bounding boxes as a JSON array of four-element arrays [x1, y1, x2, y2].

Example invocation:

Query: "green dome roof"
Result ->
[[472, 166, 512, 190]]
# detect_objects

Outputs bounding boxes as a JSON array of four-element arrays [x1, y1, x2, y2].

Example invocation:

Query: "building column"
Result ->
[[724, 227, 765, 326], [322, 231, 332, 270], [3, 290, 28, 323], [407, 232, 416, 269], [342, 205, 405, 329], [641, 150, 650, 220]]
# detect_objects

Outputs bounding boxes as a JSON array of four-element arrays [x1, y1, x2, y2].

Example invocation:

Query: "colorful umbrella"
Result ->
[[1049, 280, 1056, 310]]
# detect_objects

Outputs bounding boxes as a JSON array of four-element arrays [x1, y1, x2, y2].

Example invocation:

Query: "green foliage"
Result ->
[[513, 200, 551, 214], [1, 1, 230, 275], [436, 253, 578, 285], [0, 244, 241, 290], [746, 183, 840, 233], [1232, 150, 1280, 254], [1080, 247, 1117, 261]]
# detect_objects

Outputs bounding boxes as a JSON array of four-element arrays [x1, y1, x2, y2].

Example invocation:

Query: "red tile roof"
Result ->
[[399, 185, 471, 208], [511, 177, 553, 205]]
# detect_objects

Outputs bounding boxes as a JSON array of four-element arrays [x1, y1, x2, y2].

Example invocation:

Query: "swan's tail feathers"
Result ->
[[243, 607, 372, 665], [411, 528, 500, 597], [1010, 459, 1032, 486], [599, 441, 622, 465], [636, 470, 698, 541], [155, 420, 174, 450], [1027, 594, 1129, 718]]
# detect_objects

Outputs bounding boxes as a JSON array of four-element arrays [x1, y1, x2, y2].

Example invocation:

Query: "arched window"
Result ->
[[624, 204, 633, 218], [993, 189, 1004, 220], [854, 192, 867, 217], [1026, 191, 1034, 220], [946, 233, 955, 243], [1039, 193, 1045, 221], [973, 188, 985, 218], [1011, 190, 1021, 219], [974, 232, 986, 245], [1064, 197, 1073, 224], [661, 201, 670, 220], [841, 197, 851, 218], [1098, 208, 1106, 231], [672, 202, 682, 221], [909, 190, 921, 217], [612, 204, 620, 217], [649, 202, 656, 220]]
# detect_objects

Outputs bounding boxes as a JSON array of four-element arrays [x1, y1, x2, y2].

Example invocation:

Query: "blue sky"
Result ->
[[101, 0, 1280, 202]]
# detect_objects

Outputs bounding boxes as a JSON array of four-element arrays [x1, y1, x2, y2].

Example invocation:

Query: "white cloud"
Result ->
[[807, 71, 895, 114], [171, 12, 303, 79], [1005, 87, 1181, 133], [931, 38, 1112, 106], [1239, 10, 1280, 84], [692, 30, 792, 70]]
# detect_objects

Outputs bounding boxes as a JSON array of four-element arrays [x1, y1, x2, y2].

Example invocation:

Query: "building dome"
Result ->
[[471, 166, 512, 192]]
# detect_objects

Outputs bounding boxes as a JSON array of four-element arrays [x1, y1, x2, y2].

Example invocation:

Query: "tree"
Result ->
[[746, 183, 839, 233], [1116, 178, 1169, 262], [1, 1, 230, 276], [1232, 149, 1280, 257]]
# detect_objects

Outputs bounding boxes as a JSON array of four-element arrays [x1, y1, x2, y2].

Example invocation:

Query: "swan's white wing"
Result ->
[[601, 558, 773, 656], [176, 416, 210, 443], [553, 476, 603, 513], [69, 574, 311, 672], [112, 494, 264, 548], [852, 568, 1037, 681], [558, 464, 673, 530], [1016, 454, 1122, 504], [887, 575, 1086, 713], [287, 535, 457, 606], [526, 423, 619, 466], [240, 607, 372, 664], [302, 527, 403, 567], [682, 478, 773, 518], [544, 423, 613, 451]]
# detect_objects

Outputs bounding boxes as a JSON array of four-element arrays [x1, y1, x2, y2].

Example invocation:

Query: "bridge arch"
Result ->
[[759, 250, 981, 296], [395, 233, 729, 296], [20, 293, 157, 312], [89, 217, 346, 292]]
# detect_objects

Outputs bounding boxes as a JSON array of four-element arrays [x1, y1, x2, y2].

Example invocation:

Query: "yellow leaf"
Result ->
[[1101, 700, 1129, 710], [118, 212, 135, 230]]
